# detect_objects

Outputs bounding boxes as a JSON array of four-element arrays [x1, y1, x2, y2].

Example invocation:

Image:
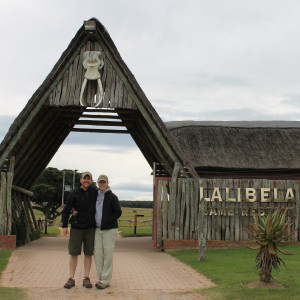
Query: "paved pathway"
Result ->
[[0, 236, 215, 299]]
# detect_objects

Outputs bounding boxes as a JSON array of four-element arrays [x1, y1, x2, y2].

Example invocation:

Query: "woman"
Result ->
[[94, 174, 122, 289]]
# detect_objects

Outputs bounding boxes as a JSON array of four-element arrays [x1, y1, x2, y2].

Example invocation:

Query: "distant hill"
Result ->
[[119, 200, 153, 208]]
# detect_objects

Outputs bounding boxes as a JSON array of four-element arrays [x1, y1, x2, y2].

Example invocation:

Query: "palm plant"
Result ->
[[247, 208, 292, 283]]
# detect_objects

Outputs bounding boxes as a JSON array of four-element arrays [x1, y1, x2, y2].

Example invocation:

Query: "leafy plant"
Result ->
[[246, 208, 292, 283]]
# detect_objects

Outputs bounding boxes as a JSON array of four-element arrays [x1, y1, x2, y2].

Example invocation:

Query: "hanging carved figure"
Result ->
[[80, 51, 104, 107]]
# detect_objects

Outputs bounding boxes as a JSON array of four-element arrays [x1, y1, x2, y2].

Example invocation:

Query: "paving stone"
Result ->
[[0, 236, 215, 299]]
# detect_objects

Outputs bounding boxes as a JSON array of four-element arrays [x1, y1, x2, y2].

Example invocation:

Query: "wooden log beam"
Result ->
[[71, 128, 129, 134], [81, 108, 116, 113], [75, 120, 124, 126], [22, 195, 34, 232], [12, 185, 33, 197], [80, 114, 121, 119], [162, 181, 169, 240]]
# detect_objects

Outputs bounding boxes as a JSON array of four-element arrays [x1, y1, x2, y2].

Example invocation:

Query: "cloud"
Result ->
[[114, 182, 152, 193], [199, 108, 300, 121], [0, 115, 15, 142], [113, 181, 153, 201], [155, 102, 300, 122], [64, 132, 136, 149], [280, 93, 300, 106], [169, 72, 252, 88]]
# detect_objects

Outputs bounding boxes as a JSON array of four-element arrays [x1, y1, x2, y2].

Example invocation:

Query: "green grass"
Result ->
[[118, 207, 153, 237], [170, 245, 300, 300], [33, 209, 61, 237], [0, 251, 26, 299], [119, 226, 152, 237], [41, 226, 61, 236]]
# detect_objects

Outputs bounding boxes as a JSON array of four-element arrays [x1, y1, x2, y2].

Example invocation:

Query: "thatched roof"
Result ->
[[166, 121, 300, 179]]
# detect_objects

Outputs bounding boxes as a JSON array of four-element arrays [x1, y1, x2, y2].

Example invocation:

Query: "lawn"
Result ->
[[118, 207, 153, 237], [170, 245, 300, 300], [0, 251, 26, 300]]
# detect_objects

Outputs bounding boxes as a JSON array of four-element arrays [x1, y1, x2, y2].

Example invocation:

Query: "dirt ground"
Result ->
[[247, 280, 285, 289]]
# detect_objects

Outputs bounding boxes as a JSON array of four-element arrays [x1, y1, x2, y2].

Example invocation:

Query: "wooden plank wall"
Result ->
[[157, 178, 299, 244], [48, 41, 137, 109]]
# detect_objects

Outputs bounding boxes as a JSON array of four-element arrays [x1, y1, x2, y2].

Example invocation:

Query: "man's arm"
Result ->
[[61, 191, 75, 228], [62, 227, 69, 236]]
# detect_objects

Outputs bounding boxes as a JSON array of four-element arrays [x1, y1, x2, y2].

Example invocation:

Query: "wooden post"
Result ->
[[133, 214, 144, 236], [6, 156, 15, 235], [0, 157, 16, 249], [162, 181, 169, 240], [168, 163, 179, 239], [0, 156, 15, 235], [294, 181, 299, 242], [0, 172, 7, 234], [198, 197, 207, 261], [156, 179, 163, 247]]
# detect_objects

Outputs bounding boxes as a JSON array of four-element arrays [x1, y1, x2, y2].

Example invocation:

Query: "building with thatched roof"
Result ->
[[166, 120, 300, 179]]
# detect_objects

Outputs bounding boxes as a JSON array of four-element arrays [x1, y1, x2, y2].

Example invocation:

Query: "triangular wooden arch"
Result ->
[[0, 18, 199, 243], [0, 18, 196, 191]]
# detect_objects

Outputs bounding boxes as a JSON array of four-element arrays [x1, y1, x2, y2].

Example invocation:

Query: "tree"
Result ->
[[31, 167, 81, 227], [246, 208, 292, 283]]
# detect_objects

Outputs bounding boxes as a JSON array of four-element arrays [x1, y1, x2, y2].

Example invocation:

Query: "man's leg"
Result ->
[[84, 255, 92, 277], [82, 228, 95, 288], [64, 228, 82, 288], [64, 255, 78, 288], [69, 255, 78, 278]]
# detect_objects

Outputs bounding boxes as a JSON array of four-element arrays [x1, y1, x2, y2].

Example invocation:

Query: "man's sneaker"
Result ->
[[83, 277, 92, 288], [64, 278, 75, 289], [95, 281, 110, 289]]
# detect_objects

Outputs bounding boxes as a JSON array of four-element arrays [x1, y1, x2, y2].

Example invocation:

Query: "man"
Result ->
[[94, 174, 122, 289], [61, 171, 98, 289]]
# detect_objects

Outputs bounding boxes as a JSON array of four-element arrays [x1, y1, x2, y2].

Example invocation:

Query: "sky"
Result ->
[[1, 0, 300, 200]]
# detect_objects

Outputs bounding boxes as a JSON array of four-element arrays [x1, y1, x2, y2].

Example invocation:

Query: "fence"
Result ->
[[155, 178, 299, 247], [118, 219, 153, 227]]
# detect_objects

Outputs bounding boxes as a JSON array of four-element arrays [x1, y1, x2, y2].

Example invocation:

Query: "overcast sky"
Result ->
[[1, 0, 300, 200]]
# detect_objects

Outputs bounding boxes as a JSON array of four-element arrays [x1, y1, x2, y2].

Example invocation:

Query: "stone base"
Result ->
[[0, 235, 16, 250]]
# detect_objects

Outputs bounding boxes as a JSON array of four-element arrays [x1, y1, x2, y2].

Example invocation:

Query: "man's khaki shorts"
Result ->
[[68, 227, 95, 256]]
